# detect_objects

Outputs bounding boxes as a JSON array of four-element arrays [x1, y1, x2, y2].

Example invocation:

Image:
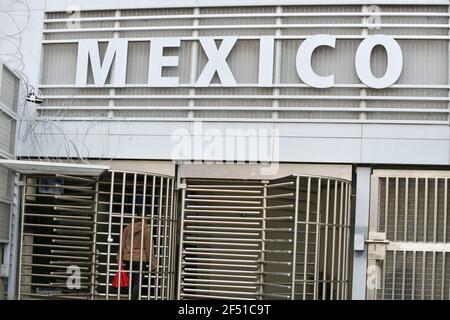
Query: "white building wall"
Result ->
[[0, 0, 449, 165]]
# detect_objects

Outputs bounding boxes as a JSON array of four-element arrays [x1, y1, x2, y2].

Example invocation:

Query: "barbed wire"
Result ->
[[0, 0, 124, 165]]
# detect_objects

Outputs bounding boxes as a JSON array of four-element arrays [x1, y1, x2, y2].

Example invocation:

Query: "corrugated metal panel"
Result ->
[[0, 167, 11, 198], [0, 111, 14, 155], [0, 202, 10, 242], [0, 66, 19, 112]]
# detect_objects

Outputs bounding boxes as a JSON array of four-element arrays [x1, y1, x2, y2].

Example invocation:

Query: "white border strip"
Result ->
[[43, 1, 449, 13]]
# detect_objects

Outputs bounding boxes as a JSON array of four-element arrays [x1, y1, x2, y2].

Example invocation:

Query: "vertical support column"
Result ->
[[291, 176, 300, 300], [188, 7, 199, 119], [351, 166, 371, 300], [176, 181, 186, 299], [258, 180, 268, 300], [7, 174, 22, 300], [272, 6, 282, 121], [90, 177, 99, 300], [359, 5, 369, 121], [107, 10, 121, 118]]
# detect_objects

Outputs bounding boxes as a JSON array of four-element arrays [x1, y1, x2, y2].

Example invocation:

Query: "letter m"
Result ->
[[76, 39, 127, 86]]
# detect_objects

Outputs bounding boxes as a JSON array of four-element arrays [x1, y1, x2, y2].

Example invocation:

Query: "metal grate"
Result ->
[[178, 178, 264, 300], [369, 170, 450, 300], [263, 175, 352, 300], [18, 174, 98, 300], [17, 170, 177, 300], [178, 175, 352, 300], [95, 171, 177, 300]]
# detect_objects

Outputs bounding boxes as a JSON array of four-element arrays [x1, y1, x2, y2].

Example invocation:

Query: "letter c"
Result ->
[[296, 34, 336, 88]]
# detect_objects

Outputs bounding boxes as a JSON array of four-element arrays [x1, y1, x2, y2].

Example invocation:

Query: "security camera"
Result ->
[[26, 90, 43, 104]]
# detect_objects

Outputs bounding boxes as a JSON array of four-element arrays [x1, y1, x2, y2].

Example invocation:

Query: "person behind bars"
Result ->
[[117, 195, 157, 300]]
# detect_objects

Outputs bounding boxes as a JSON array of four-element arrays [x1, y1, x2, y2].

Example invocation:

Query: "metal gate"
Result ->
[[178, 175, 352, 300], [367, 170, 450, 300], [96, 170, 177, 300], [18, 174, 98, 299], [178, 178, 264, 300], [17, 169, 177, 300]]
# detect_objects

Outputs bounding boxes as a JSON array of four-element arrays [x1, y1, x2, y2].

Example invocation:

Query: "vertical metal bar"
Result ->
[[322, 179, 330, 300], [155, 177, 164, 300], [117, 172, 126, 300], [171, 182, 178, 299], [384, 177, 389, 236], [421, 178, 428, 300], [167, 178, 175, 299], [414, 178, 419, 242], [412, 177, 418, 300], [17, 175, 27, 300], [394, 178, 399, 242], [90, 178, 99, 300], [259, 181, 267, 300], [137, 174, 147, 300], [381, 177, 389, 300], [345, 184, 352, 299], [127, 173, 137, 300], [392, 250, 397, 300], [148, 175, 156, 300], [367, 174, 379, 300], [313, 178, 321, 300], [442, 178, 448, 299], [424, 178, 429, 242], [302, 177, 311, 300], [434, 179, 438, 244], [421, 251, 426, 300], [105, 171, 115, 300], [291, 176, 300, 300], [402, 178, 409, 300], [330, 180, 338, 300], [392, 178, 398, 300], [162, 178, 170, 299], [412, 251, 416, 300], [336, 181, 344, 299], [342, 183, 349, 299], [176, 185, 186, 299], [170, 178, 176, 299], [431, 179, 438, 299]]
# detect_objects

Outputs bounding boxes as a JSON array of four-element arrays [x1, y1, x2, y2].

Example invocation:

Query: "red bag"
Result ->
[[112, 266, 129, 288]]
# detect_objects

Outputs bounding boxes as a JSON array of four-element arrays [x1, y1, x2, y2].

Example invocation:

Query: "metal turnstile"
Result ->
[[178, 175, 352, 300], [17, 169, 177, 300], [96, 171, 177, 300], [18, 174, 98, 299]]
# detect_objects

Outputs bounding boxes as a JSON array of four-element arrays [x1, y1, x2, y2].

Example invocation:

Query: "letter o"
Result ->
[[355, 35, 403, 89]]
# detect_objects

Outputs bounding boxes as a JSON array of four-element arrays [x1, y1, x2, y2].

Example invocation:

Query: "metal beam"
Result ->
[[351, 166, 371, 300]]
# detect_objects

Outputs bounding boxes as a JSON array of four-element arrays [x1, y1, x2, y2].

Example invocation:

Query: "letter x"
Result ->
[[196, 36, 238, 86]]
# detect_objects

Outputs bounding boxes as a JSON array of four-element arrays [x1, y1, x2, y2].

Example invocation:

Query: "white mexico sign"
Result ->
[[75, 34, 403, 89]]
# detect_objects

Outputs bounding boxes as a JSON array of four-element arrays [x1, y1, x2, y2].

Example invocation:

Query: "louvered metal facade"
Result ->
[[0, 62, 19, 243], [38, 4, 449, 124]]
